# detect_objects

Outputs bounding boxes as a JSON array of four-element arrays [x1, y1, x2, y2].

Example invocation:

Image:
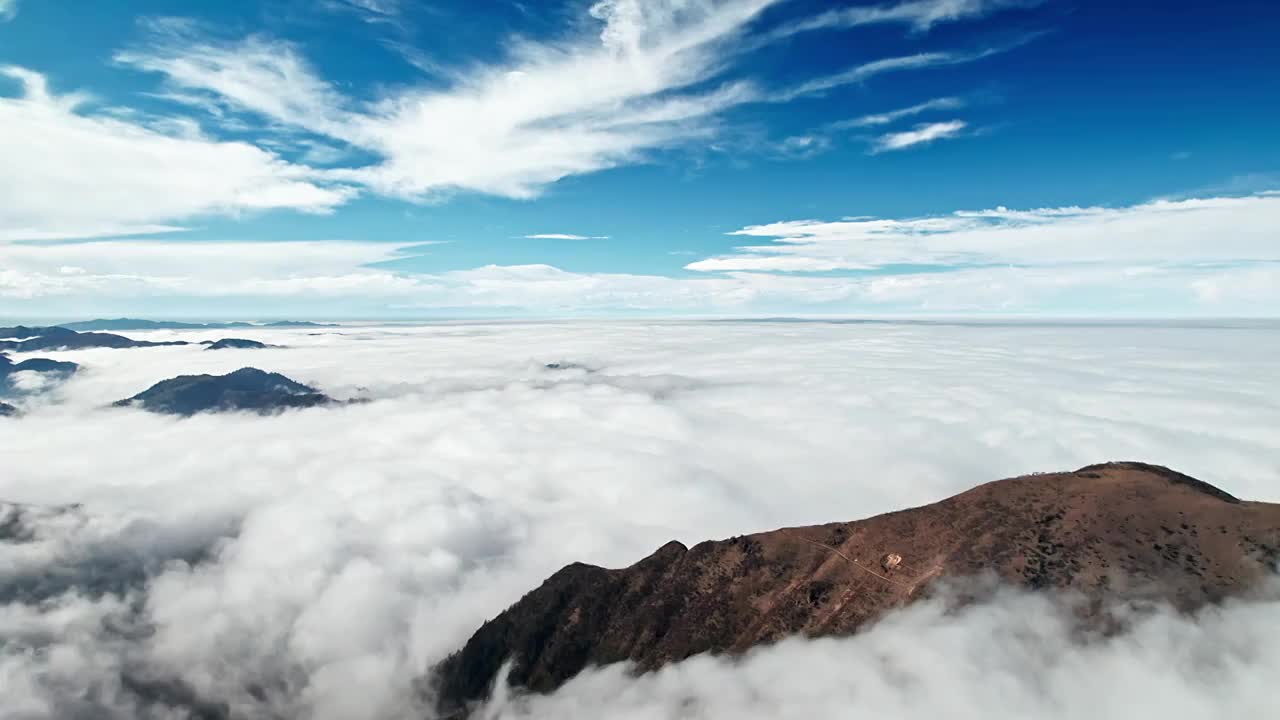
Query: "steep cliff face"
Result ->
[[432, 462, 1280, 715]]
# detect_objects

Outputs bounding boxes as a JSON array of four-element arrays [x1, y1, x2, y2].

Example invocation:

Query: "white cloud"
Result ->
[[0, 0, 16, 21], [0, 66, 355, 242], [4, 238, 1280, 317], [771, 133, 834, 158], [689, 193, 1280, 272], [775, 52, 967, 101], [872, 118, 967, 152], [1190, 265, 1280, 305], [0, 1, 1041, 241], [3, 196, 1279, 317], [323, 0, 401, 22], [836, 96, 965, 128], [117, 2, 780, 200], [112, 2, 1028, 203], [0, 240, 416, 299], [769, 0, 1040, 38], [114, 19, 353, 138], [523, 234, 610, 241], [0, 322, 1278, 718]]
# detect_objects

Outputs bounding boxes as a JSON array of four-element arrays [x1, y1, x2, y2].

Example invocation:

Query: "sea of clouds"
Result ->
[[1, 320, 1278, 719]]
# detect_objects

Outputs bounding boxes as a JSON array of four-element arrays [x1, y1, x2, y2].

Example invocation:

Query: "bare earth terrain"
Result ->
[[433, 462, 1280, 715]]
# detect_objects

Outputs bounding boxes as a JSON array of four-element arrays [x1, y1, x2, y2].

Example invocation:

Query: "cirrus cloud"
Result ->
[[111, 0, 1030, 204], [872, 118, 968, 152]]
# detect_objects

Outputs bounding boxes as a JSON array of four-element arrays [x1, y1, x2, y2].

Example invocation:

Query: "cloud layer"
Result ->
[[1, 321, 1278, 718], [7, 193, 1275, 317], [690, 192, 1280, 272]]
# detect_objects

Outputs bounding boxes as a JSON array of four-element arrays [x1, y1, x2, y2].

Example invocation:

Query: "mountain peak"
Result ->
[[431, 463, 1280, 716]]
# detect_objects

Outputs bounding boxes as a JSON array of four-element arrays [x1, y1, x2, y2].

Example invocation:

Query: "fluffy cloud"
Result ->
[[1191, 264, 1280, 305], [0, 67, 355, 243], [5, 232, 1280, 317], [1, 322, 1277, 718], [690, 193, 1280, 271], [0, 240, 418, 299]]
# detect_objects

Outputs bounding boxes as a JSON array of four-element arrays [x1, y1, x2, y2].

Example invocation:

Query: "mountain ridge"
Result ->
[[431, 462, 1280, 716]]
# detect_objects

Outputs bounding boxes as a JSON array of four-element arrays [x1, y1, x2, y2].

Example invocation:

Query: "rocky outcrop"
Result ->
[[432, 462, 1280, 716]]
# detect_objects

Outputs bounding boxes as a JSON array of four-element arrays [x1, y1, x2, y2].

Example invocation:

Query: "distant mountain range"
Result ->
[[57, 319, 333, 331], [432, 462, 1280, 717], [0, 326, 188, 351], [114, 367, 336, 416], [1, 327, 286, 352]]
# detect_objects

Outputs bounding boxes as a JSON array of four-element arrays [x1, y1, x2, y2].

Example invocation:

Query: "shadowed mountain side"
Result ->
[[113, 368, 336, 416], [1, 353, 80, 404], [431, 463, 1280, 715], [1, 353, 79, 379], [0, 401, 15, 417]]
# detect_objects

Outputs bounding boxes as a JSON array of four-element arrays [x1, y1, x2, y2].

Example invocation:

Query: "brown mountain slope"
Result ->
[[431, 462, 1280, 715]]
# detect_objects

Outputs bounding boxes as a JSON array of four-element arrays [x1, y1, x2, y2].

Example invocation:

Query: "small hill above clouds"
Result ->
[[0, 326, 188, 351], [1, 354, 79, 378], [431, 462, 1280, 716], [113, 367, 335, 416], [200, 338, 272, 350], [1, 352, 80, 404]]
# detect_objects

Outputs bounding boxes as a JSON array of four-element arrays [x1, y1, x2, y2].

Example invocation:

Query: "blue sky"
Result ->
[[1, 0, 1277, 319]]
